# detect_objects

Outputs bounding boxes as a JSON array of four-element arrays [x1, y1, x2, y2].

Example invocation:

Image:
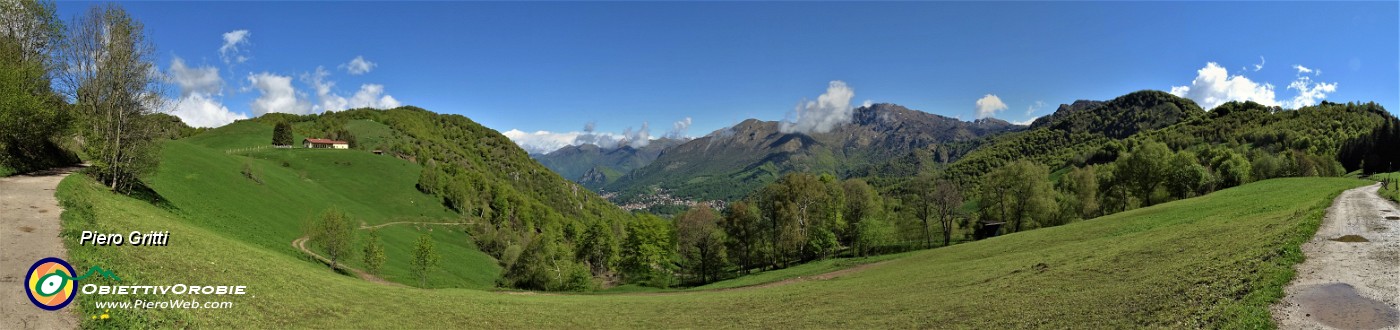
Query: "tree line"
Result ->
[[1, 0, 177, 191]]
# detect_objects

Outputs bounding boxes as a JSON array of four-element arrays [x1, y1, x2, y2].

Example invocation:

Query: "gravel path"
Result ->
[[1273, 183, 1400, 329], [0, 167, 82, 330]]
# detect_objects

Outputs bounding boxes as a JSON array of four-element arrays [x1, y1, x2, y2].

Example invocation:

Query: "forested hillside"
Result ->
[[604, 103, 1021, 203], [248, 108, 679, 291], [644, 90, 1395, 288]]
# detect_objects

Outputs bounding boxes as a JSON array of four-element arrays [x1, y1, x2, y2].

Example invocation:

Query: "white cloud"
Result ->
[[341, 56, 376, 75], [503, 129, 579, 155], [1011, 116, 1040, 126], [167, 94, 248, 128], [1285, 76, 1337, 109], [621, 122, 651, 147], [163, 57, 245, 127], [305, 67, 348, 112], [574, 122, 624, 149], [1293, 64, 1314, 75], [1172, 61, 1339, 110], [665, 117, 692, 139], [304, 66, 401, 112], [1170, 62, 1279, 110], [1253, 56, 1266, 71], [247, 72, 312, 115], [349, 84, 401, 109], [168, 57, 222, 97], [219, 30, 251, 65], [780, 80, 856, 134], [975, 94, 1007, 119], [509, 120, 665, 153], [1025, 100, 1045, 116], [862, 100, 874, 108]]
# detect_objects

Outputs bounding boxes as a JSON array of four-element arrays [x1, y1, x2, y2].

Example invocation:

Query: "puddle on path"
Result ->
[[1332, 235, 1371, 243], [1296, 283, 1399, 329]]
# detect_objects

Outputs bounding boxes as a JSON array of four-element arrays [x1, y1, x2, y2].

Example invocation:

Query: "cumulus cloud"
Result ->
[[219, 30, 251, 65], [666, 117, 692, 139], [306, 67, 348, 112], [780, 80, 856, 134], [975, 94, 1007, 119], [167, 94, 248, 128], [507, 120, 662, 154], [341, 56, 376, 75], [862, 100, 874, 108], [1285, 75, 1337, 109], [163, 57, 246, 127], [1170, 62, 1279, 110], [1171, 61, 1339, 110], [573, 122, 620, 148], [247, 72, 312, 115], [168, 57, 222, 97], [304, 66, 401, 112], [621, 122, 651, 147], [349, 84, 400, 109], [503, 129, 580, 154]]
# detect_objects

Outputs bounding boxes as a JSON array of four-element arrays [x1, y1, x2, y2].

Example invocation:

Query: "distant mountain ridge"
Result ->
[[601, 103, 1023, 202], [532, 138, 686, 189]]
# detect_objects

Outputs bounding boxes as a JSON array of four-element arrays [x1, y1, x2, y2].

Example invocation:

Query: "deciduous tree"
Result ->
[[675, 206, 728, 284], [57, 3, 167, 192], [362, 228, 386, 274], [307, 208, 354, 271], [1116, 142, 1171, 206], [410, 233, 440, 287]]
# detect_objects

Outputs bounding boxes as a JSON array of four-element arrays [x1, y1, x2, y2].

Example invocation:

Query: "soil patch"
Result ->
[[1331, 235, 1370, 243]]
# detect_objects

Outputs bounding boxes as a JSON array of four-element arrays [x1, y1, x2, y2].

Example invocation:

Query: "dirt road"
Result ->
[[0, 167, 82, 330], [1274, 183, 1400, 329]]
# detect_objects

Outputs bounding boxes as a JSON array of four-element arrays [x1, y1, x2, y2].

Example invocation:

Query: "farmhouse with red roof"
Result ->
[[303, 138, 349, 149]]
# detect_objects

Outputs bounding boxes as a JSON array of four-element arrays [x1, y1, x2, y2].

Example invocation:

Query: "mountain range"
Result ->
[[536, 103, 1022, 203]]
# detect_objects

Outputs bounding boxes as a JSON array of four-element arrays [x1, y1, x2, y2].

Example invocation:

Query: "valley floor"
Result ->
[[1273, 183, 1400, 329]]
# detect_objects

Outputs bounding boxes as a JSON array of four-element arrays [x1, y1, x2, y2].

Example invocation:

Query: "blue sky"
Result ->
[[56, 1, 1399, 153]]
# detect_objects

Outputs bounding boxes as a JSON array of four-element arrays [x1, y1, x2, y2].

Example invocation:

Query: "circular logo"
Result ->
[[25, 257, 76, 311]]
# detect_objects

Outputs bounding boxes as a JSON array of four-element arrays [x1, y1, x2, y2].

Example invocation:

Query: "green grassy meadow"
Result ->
[[59, 166, 1365, 327], [145, 120, 498, 289]]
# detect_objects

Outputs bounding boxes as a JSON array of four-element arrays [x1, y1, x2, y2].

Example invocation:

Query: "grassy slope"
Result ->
[[60, 175, 1363, 328], [147, 120, 498, 289], [1367, 172, 1400, 203]]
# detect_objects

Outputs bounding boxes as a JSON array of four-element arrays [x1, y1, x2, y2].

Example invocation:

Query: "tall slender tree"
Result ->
[[931, 178, 963, 247], [57, 3, 167, 192]]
